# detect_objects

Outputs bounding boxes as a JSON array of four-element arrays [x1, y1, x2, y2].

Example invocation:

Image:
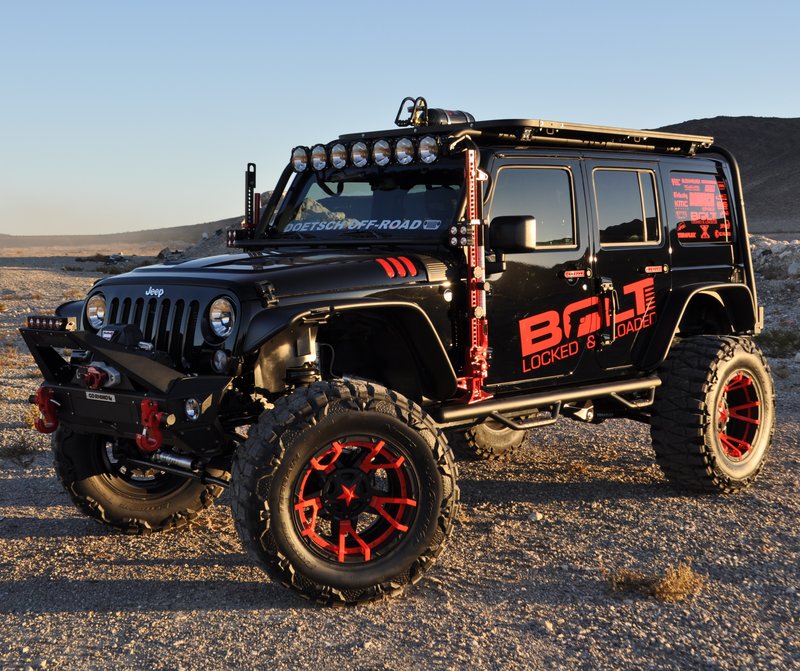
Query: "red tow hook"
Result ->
[[135, 399, 173, 453], [83, 366, 109, 390], [32, 386, 59, 434]]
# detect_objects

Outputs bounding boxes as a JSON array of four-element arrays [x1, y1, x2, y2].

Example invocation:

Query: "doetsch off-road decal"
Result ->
[[518, 277, 657, 372]]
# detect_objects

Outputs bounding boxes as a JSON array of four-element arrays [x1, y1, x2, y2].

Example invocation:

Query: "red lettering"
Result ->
[[519, 310, 561, 357]]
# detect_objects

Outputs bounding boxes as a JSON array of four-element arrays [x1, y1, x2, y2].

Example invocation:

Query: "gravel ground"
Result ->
[[0, 252, 798, 671]]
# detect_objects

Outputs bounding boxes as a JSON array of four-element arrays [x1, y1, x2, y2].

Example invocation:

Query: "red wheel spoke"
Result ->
[[719, 432, 752, 459], [728, 401, 761, 424], [724, 374, 753, 393], [295, 497, 323, 537], [370, 496, 417, 531], [310, 441, 344, 474], [337, 520, 371, 562], [359, 440, 406, 472]]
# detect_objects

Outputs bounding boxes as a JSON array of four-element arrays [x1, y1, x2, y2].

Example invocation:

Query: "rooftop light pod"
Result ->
[[351, 141, 369, 168], [394, 137, 414, 165], [311, 144, 328, 171], [372, 139, 391, 167], [418, 135, 439, 163], [330, 143, 348, 169], [291, 146, 309, 172]]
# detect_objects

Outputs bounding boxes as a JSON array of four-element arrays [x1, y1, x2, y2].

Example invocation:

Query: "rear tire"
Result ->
[[53, 427, 225, 534], [231, 379, 459, 605], [460, 419, 528, 461], [651, 336, 774, 493]]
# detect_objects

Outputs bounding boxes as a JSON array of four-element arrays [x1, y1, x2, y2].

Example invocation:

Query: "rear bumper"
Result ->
[[21, 327, 231, 453]]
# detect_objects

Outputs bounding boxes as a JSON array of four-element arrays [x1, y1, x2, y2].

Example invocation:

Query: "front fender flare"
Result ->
[[243, 299, 457, 401]]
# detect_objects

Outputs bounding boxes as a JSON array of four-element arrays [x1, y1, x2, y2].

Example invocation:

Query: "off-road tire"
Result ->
[[462, 419, 528, 461], [231, 379, 459, 605], [651, 335, 774, 493], [53, 427, 225, 534]]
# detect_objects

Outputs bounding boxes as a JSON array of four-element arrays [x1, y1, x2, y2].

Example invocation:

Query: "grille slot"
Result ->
[[105, 295, 202, 366]]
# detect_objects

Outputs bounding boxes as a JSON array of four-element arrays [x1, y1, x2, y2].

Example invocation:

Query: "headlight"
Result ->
[[86, 294, 106, 330], [418, 135, 439, 163], [395, 137, 414, 165], [291, 146, 309, 172], [209, 297, 235, 338], [330, 143, 348, 169], [372, 139, 391, 166], [311, 145, 328, 171], [351, 141, 368, 167]]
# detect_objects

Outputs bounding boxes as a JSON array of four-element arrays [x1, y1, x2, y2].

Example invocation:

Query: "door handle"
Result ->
[[598, 277, 619, 346]]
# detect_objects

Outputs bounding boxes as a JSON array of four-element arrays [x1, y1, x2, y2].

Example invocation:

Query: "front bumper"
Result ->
[[21, 327, 232, 453]]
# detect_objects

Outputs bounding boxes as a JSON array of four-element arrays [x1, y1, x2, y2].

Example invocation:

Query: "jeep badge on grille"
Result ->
[[145, 287, 165, 298]]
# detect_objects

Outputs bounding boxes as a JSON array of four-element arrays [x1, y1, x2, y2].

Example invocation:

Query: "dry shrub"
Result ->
[[30, 291, 43, 300], [63, 288, 85, 300], [0, 433, 37, 468], [756, 327, 800, 358], [0, 302, 5, 312], [608, 560, 705, 603]]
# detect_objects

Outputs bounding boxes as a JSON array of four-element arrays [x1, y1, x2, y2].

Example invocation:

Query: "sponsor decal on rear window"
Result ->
[[671, 172, 731, 244]]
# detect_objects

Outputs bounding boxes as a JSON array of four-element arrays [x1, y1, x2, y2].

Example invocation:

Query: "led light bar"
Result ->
[[26, 315, 76, 331], [291, 137, 441, 171]]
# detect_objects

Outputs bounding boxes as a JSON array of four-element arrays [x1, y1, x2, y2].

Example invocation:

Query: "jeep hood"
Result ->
[[95, 251, 449, 301]]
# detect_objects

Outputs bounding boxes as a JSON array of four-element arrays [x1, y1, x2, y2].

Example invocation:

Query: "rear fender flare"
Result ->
[[635, 283, 756, 371]]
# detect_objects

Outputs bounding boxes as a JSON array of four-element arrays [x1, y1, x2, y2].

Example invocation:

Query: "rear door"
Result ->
[[485, 156, 595, 387], [584, 159, 671, 370]]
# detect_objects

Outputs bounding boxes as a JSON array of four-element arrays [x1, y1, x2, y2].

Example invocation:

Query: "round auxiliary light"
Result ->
[[418, 135, 439, 164], [291, 146, 309, 172], [185, 398, 200, 421], [372, 139, 391, 167], [330, 143, 348, 169], [86, 294, 106, 330], [395, 137, 414, 165], [209, 297, 235, 338], [311, 145, 328, 171], [351, 141, 368, 167]]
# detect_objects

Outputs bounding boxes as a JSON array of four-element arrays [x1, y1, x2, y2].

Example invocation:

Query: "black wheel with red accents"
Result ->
[[651, 335, 775, 493], [231, 380, 459, 605]]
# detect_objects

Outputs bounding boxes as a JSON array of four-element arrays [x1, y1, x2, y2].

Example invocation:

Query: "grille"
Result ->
[[107, 296, 200, 363]]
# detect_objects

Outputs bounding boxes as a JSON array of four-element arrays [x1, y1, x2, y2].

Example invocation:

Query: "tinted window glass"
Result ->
[[670, 171, 732, 244], [594, 169, 660, 246], [490, 167, 575, 247]]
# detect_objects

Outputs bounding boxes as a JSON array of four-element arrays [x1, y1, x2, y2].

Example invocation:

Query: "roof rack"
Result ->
[[341, 118, 714, 156]]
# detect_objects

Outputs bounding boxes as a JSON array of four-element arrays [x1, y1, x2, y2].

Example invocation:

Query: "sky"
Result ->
[[1, 0, 798, 237]]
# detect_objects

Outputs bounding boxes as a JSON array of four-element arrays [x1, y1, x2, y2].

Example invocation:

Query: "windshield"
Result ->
[[271, 163, 464, 240]]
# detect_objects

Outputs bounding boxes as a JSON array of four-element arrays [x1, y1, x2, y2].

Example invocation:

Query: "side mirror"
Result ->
[[489, 216, 537, 253]]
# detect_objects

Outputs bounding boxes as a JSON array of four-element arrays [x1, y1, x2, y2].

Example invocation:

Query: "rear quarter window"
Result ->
[[670, 171, 732, 244]]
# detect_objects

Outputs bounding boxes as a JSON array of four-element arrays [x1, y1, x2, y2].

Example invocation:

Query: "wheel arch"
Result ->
[[635, 283, 757, 371], [244, 300, 457, 401]]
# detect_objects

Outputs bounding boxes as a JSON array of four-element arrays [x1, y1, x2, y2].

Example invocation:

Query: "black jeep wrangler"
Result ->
[[22, 97, 774, 604]]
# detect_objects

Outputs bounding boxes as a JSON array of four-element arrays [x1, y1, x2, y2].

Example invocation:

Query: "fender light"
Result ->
[[26, 315, 76, 331]]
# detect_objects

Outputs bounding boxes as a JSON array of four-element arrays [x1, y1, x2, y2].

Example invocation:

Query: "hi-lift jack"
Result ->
[[455, 148, 492, 403]]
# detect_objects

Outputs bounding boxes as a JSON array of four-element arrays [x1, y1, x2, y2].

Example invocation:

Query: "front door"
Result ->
[[485, 157, 595, 388], [584, 159, 671, 371]]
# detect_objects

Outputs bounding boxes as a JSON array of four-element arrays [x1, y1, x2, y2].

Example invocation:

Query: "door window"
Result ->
[[490, 167, 576, 247], [593, 169, 660, 246]]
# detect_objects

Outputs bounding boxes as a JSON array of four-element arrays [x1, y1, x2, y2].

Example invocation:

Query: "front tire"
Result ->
[[651, 336, 775, 493], [53, 427, 225, 534], [231, 380, 459, 605]]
